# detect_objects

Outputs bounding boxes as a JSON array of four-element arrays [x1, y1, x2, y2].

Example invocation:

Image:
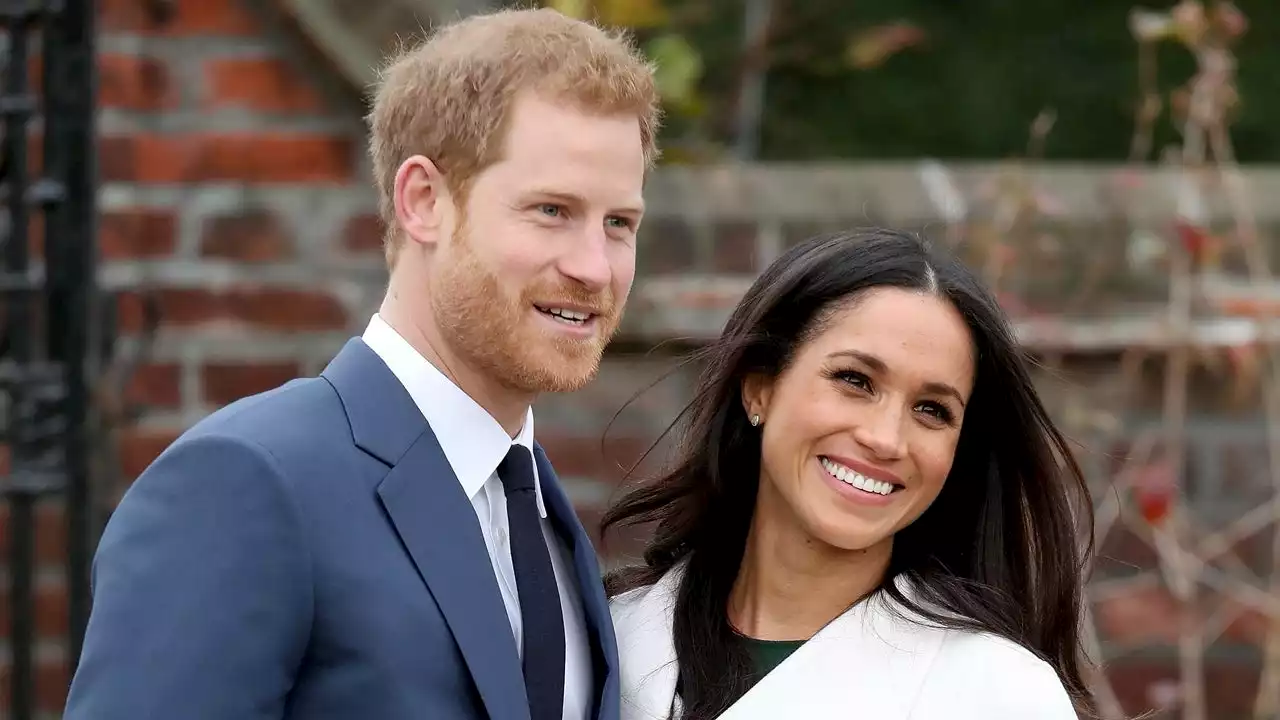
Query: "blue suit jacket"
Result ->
[[64, 338, 621, 720]]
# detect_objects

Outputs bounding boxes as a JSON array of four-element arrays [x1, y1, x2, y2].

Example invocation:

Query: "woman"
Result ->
[[602, 229, 1096, 719]]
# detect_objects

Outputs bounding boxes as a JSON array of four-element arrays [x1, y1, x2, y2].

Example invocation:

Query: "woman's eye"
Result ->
[[837, 371, 871, 391], [916, 402, 953, 423], [538, 204, 562, 217]]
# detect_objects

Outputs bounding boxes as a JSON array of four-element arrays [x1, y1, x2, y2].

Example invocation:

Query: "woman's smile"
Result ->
[[817, 456, 903, 506]]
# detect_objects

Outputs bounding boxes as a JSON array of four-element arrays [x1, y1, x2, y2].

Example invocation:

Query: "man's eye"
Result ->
[[538, 204, 561, 217]]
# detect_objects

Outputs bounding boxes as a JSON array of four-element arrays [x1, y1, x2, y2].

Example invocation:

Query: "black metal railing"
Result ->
[[0, 0, 98, 717]]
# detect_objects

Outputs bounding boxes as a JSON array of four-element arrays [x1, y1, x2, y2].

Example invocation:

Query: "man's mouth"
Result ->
[[534, 304, 597, 327]]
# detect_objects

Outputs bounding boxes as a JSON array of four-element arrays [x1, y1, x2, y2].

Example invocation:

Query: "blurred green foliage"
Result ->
[[542, 0, 1280, 163]]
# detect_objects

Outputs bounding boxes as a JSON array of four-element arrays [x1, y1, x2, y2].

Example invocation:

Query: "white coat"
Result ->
[[610, 564, 1080, 719]]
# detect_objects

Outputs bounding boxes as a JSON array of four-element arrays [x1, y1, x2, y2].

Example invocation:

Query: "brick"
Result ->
[[226, 288, 349, 330], [538, 435, 652, 486], [118, 428, 182, 480], [203, 57, 323, 113], [100, 134, 356, 184], [202, 362, 301, 406], [124, 363, 183, 409], [116, 289, 216, 332], [99, 0, 259, 35], [200, 211, 294, 262], [1094, 526, 1159, 573], [27, 51, 42, 90], [1188, 525, 1276, 577], [1093, 582, 1183, 646], [1104, 656, 1260, 719], [1091, 579, 1275, 654], [1219, 599, 1269, 645], [100, 210, 178, 259], [25, 212, 44, 257], [0, 656, 70, 713], [26, 131, 43, 176], [116, 287, 348, 334], [588, 507, 651, 565], [0, 503, 66, 565], [0, 580, 68, 639], [782, 221, 843, 249], [98, 53, 175, 110], [637, 219, 698, 275], [200, 134, 353, 183], [712, 221, 758, 273], [343, 213, 385, 254]]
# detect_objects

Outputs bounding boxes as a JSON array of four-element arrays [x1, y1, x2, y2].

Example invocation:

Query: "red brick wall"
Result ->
[[92, 0, 370, 497]]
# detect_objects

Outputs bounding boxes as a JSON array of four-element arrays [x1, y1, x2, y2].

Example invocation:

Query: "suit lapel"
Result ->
[[378, 435, 529, 720], [534, 445, 619, 720], [323, 339, 529, 720]]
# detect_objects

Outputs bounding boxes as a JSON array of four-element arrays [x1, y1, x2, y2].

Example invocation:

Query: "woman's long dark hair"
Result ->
[[601, 228, 1096, 718]]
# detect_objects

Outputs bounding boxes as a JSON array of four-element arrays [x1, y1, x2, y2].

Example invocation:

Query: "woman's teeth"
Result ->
[[820, 457, 895, 496]]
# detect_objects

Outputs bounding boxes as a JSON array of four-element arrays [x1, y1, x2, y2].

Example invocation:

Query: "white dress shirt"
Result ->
[[363, 314, 592, 720]]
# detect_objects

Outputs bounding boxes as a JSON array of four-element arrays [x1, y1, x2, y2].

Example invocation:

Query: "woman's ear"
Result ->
[[741, 373, 773, 424]]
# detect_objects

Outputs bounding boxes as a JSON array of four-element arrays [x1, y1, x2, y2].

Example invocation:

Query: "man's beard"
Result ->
[[429, 223, 622, 394]]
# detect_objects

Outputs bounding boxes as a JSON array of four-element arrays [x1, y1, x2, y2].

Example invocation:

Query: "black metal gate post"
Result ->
[[41, 0, 99, 665], [0, 0, 98, 717]]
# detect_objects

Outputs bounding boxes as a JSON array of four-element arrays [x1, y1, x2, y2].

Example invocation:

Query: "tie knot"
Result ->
[[498, 444, 537, 494]]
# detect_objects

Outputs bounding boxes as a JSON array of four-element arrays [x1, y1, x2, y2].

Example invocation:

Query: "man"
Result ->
[[64, 8, 660, 720]]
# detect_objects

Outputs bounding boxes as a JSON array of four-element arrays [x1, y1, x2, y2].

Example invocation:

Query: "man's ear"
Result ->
[[392, 155, 451, 249], [741, 373, 774, 424]]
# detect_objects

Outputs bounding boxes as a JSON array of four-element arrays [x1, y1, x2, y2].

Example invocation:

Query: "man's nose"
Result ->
[[556, 227, 612, 293]]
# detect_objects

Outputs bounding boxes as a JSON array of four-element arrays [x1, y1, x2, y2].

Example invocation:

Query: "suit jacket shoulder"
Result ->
[[180, 375, 349, 462]]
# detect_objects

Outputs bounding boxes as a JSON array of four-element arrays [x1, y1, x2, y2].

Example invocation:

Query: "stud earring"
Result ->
[[750, 414, 761, 427]]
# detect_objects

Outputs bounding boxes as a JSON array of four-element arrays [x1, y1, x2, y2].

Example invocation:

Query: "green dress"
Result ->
[[674, 636, 807, 707], [742, 636, 807, 685]]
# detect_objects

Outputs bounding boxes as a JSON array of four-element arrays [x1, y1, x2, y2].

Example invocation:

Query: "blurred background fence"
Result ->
[[3, 0, 1280, 718]]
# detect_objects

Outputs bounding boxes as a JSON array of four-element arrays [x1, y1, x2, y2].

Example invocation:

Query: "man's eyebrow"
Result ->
[[523, 188, 644, 215]]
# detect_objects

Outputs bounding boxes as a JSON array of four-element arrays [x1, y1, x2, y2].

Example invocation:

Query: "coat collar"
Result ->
[[609, 564, 948, 720], [611, 565, 683, 720], [321, 338, 425, 466]]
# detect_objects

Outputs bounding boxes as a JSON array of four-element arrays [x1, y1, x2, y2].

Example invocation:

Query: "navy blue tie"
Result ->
[[498, 445, 565, 720]]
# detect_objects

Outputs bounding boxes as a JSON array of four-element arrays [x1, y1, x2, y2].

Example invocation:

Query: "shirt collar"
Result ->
[[362, 314, 546, 517]]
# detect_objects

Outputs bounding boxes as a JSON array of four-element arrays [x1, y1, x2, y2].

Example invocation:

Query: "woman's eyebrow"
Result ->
[[826, 349, 966, 408]]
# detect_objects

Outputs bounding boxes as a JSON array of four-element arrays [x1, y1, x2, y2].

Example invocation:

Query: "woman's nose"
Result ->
[[852, 407, 907, 461]]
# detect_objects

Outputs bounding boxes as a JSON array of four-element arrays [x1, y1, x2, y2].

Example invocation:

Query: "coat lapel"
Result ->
[[719, 582, 945, 719], [611, 567, 682, 720], [378, 435, 530, 720], [322, 339, 529, 720], [611, 566, 946, 720], [534, 444, 620, 720]]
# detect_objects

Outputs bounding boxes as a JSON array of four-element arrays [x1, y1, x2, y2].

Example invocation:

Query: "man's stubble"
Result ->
[[429, 218, 625, 395]]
